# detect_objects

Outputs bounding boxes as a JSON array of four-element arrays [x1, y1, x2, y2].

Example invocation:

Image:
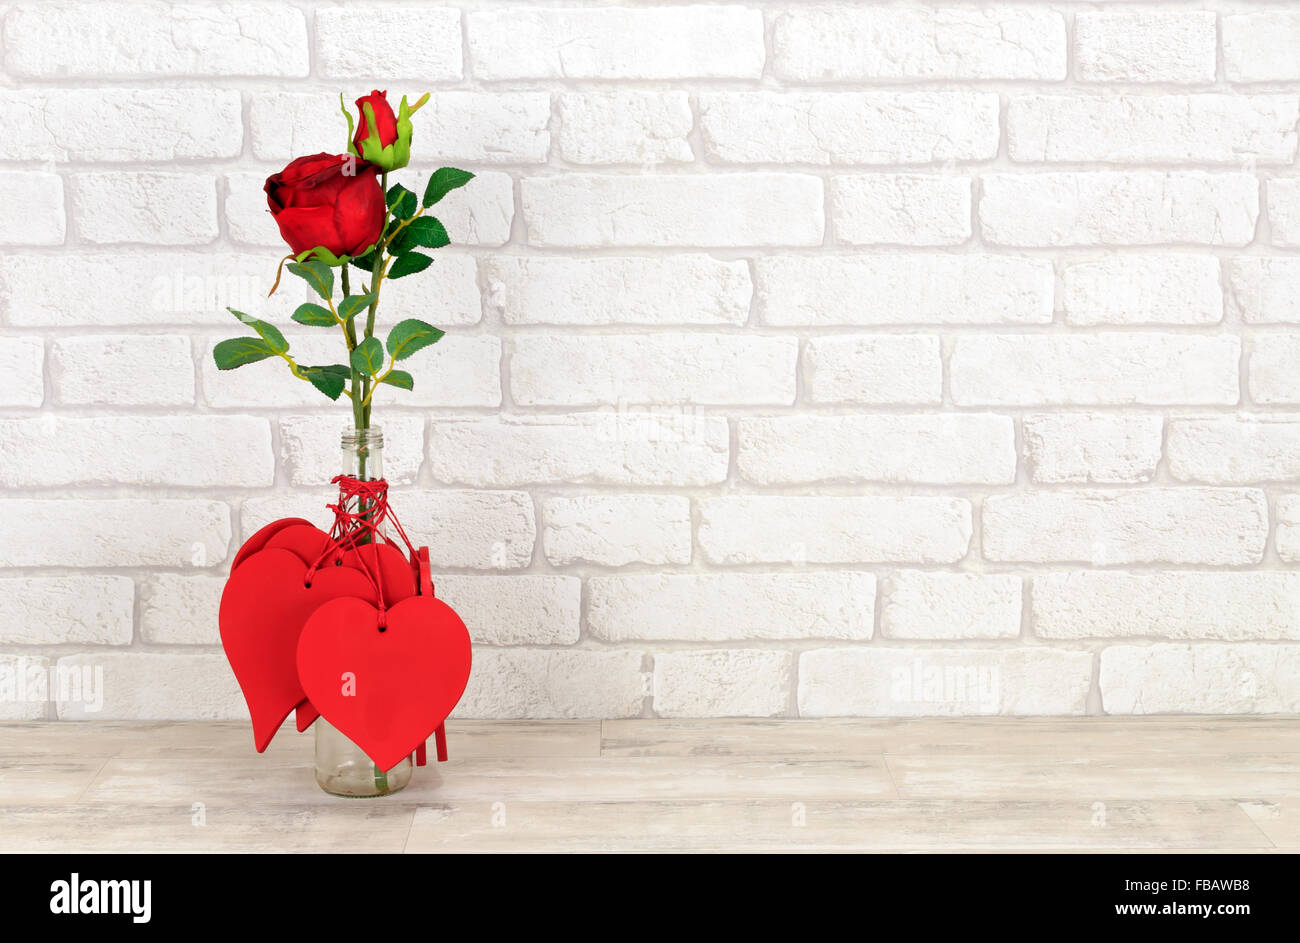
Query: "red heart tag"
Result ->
[[231, 517, 313, 571], [295, 701, 319, 732], [296, 595, 472, 772], [264, 523, 342, 567], [219, 548, 376, 752], [265, 524, 415, 605]]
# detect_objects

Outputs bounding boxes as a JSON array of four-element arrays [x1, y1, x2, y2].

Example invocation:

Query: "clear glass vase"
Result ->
[[313, 425, 413, 798]]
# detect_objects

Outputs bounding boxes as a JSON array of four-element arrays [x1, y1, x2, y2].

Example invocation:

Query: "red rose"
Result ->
[[264, 153, 385, 260], [354, 90, 398, 152]]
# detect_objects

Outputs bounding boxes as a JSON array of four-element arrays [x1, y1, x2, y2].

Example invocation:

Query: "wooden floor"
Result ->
[[1, 718, 1297, 852]]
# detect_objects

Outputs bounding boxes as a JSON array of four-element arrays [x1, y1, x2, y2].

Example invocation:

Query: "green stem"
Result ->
[[361, 170, 390, 432]]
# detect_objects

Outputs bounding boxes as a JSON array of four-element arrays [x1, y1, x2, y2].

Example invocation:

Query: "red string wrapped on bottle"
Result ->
[[218, 475, 471, 772]]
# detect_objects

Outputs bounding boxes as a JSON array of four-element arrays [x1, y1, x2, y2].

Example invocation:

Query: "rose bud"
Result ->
[[264, 153, 386, 265], [343, 90, 430, 172]]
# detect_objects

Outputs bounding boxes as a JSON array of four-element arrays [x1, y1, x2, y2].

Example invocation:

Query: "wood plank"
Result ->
[[0, 803, 414, 853], [84, 755, 896, 805], [602, 717, 1300, 757], [403, 798, 1269, 853], [0, 720, 601, 760], [1238, 799, 1300, 847], [890, 753, 1300, 799], [0, 756, 105, 804]]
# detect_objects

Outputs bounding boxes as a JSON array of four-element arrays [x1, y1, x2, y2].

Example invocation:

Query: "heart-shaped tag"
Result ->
[[231, 517, 313, 571], [296, 595, 472, 772], [264, 524, 415, 605], [219, 548, 376, 752]]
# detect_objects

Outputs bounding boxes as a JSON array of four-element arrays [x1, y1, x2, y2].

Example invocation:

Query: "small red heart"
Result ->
[[231, 517, 312, 571], [219, 548, 376, 752], [296, 595, 472, 772], [264, 523, 342, 567], [265, 524, 415, 605]]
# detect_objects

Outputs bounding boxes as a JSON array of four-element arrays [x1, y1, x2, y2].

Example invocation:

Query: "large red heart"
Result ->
[[219, 548, 376, 752], [296, 595, 472, 772], [231, 517, 312, 571]]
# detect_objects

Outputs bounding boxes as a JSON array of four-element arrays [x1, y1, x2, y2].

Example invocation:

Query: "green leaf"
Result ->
[[350, 337, 385, 376], [387, 184, 417, 220], [299, 365, 348, 401], [287, 260, 334, 300], [386, 318, 445, 361], [423, 168, 474, 207], [391, 216, 450, 255], [213, 337, 277, 370], [227, 308, 287, 353], [387, 252, 433, 279], [379, 369, 414, 391], [291, 303, 336, 327], [337, 293, 376, 323], [350, 251, 376, 273]]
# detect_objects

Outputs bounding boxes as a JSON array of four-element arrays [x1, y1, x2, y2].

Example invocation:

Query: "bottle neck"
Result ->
[[341, 425, 383, 482]]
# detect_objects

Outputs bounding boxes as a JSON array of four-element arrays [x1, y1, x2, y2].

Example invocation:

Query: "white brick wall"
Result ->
[[4, 1, 1300, 721]]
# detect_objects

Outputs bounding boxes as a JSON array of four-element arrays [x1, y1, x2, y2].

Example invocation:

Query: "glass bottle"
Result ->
[[313, 425, 413, 798]]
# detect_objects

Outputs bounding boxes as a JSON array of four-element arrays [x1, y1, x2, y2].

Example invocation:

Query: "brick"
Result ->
[[558, 93, 692, 165], [56, 653, 244, 720], [399, 168, 513, 247], [832, 175, 971, 246], [433, 576, 580, 646], [1249, 335, 1300, 404], [140, 575, 225, 645], [279, 415, 425, 487], [1009, 95, 1299, 164], [883, 573, 1022, 640], [653, 651, 792, 718], [453, 650, 647, 719], [1075, 12, 1216, 84], [486, 256, 750, 326], [4, 2, 308, 77], [699, 92, 999, 164], [0, 656, 50, 720], [1100, 644, 1300, 714], [772, 7, 1065, 81], [51, 335, 194, 406], [510, 335, 796, 406], [0, 499, 229, 567], [798, 648, 1092, 716], [203, 334, 499, 408], [1277, 496, 1300, 563], [698, 496, 972, 565], [1268, 179, 1300, 248], [522, 174, 823, 247], [980, 172, 1259, 247], [738, 414, 1013, 485], [316, 6, 461, 79], [0, 577, 133, 645], [467, 7, 763, 80], [1224, 13, 1300, 83], [0, 337, 43, 407], [0, 416, 272, 488], [756, 256, 1053, 326], [1035, 572, 1300, 641], [950, 335, 1240, 406], [1023, 414, 1163, 484], [543, 496, 691, 567], [0, 89, 241, 161], [803, 335, 941, 405], [0, 252, 310, 327], [250, 91, 548, 163], [0, 173, 64, 245], [983, 489, 1268, 565], [242, 491, 532, 572], [1227, 258, 1300, 324], [74, 171, 220, 243], [397, 491, 536, 570], [1168, 418, 1300, 483], [426, 414, 729, 487], [587, 573, 875, 642], [1062, 255, 1222, 326]]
